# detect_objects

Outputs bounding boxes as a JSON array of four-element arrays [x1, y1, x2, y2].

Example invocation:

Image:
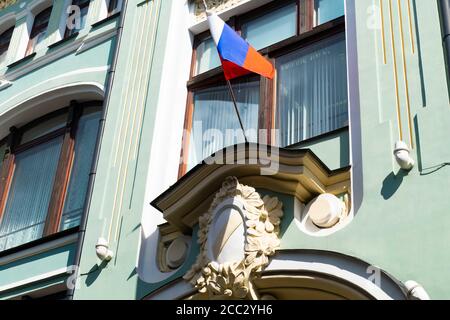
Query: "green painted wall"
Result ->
[[278, 0, 450, 299], [73, 0, 175, 300], [74, 0, 450, 300], [0, 0, 117, 299], [0, 243, 76, 299], [288, 128, 349, 171]]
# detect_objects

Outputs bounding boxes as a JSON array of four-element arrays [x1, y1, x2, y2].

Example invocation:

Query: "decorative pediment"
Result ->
[[151, 144, 351, 233], [183, 177, 283, 300]]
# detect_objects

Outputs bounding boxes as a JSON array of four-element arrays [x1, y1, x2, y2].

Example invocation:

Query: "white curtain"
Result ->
[[61, 108, 101, 231], [0, 138, 62, 251], [276, 33, 348, 147], [188, 79, 260, 170]]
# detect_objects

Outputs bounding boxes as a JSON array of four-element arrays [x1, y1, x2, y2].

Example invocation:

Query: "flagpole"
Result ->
[[226, 80, 249, 143], [202, 0, 248, 143]]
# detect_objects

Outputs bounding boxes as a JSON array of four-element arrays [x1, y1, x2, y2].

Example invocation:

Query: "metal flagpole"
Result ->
[[226, 80, 249, 143], [202, 0, 249, 143]]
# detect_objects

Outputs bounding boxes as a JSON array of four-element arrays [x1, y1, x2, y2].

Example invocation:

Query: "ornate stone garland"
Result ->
[[192, 0, 245, 21], [184, 177, 283, 300]]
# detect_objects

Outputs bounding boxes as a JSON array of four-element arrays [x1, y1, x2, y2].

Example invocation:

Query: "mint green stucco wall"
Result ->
[[73, 0, 175, 300], [289, 128, 349, 171], [73, 0, 450, 300], [0, 0, 117, 298], [0, 243, 77, 299], [279, 0, 450, 299]]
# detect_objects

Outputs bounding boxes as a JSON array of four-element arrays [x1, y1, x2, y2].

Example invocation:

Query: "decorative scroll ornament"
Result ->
[[184, 177, 283, 300]]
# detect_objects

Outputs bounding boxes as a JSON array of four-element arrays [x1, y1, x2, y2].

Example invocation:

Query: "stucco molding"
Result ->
[[183, 177, 283, 300], [1, 25, 116, 82], [192, 0, 244, 20], [0, 267, 69, 294], [151, 144, 351, 233]]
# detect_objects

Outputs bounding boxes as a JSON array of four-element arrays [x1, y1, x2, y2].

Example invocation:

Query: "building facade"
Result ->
[[0, 0, 449, 300]]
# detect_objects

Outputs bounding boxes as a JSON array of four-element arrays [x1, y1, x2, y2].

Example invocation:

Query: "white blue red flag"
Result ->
[[207, 11, 275, 80]]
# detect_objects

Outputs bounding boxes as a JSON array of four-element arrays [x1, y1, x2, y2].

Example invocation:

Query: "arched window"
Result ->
[[0, 26, 14, 64], [0, 102, 102, 252], [26, 6, 53, 56]]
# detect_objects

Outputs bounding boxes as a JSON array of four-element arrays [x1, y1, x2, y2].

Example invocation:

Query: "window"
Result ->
[[241, 2, 297, 51], [315, 0, 345, 25], [26, 6, 52, 56], [0, 26, 14, 64], [193, 0, 345, 76], [0, 102, 102, 252], [194, 37, 221, 76], [60, 107, 100, 230], [181, 0, 347, 176], [65, 0, 90, 38], [188, 78, 260, 170], [107, 0, 121, 16], [276, 33, 348, 147]]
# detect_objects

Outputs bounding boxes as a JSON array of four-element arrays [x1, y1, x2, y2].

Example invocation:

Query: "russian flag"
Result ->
[[207, 11, 275, 80]]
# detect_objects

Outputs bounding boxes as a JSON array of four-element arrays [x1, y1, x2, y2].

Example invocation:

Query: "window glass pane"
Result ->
[[0, 143, 5, 172], [241, 2, 297, 50], [26, 7, 52, 55], [66, 0, 90, 37], [21, 112, 67, 144], [0, 137, 63, 251], [60, 107, 101, 231], [188, 79, 259, 170], [108, 0, 120, 15], [316, 0, 345, 25], [195, 37, 221, 75], [0, 27, 14, 64], [276, 33, 348, 147]]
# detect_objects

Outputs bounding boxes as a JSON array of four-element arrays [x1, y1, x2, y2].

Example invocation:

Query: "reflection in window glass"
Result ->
[[276, 33, 348, 147], [21, 112, 68, 144], [189, 79, 260, 170], [195, 37, 221, 75], [316, 0, 345, 25], [60, 107, 101, 231], [241, 2, 297, 50], [108, 0, 121, 16], [0, 137, 63, 251], [26, 7, 52, 56], [0, 27, 14, 65]]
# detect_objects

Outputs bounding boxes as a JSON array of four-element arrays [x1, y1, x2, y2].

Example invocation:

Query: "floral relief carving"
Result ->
[[184, 177, 283, 300], [192, 0, 245, 21], [0, 0, 16, 10]]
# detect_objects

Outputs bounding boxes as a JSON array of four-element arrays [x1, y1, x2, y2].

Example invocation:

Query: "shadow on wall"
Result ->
[[380, 170, 408, 200]]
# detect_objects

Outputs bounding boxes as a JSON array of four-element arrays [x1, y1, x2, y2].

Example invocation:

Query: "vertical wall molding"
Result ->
[[106, 0, 162, 244], [380, 0, 417, 148]]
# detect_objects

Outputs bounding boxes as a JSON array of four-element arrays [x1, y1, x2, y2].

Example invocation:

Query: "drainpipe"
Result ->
[[66, 0, 129, 300], [440, 0, 450, 76]]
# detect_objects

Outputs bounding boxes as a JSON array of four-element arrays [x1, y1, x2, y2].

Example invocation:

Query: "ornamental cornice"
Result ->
[[192, 0, 244, 21]]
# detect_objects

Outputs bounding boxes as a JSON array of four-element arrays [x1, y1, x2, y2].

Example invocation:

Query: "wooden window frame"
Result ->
[[0, 100, 102, 250], [25, 6, 53, 56], [179, 0, 345, 178], [0, 26, 14, 63]]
